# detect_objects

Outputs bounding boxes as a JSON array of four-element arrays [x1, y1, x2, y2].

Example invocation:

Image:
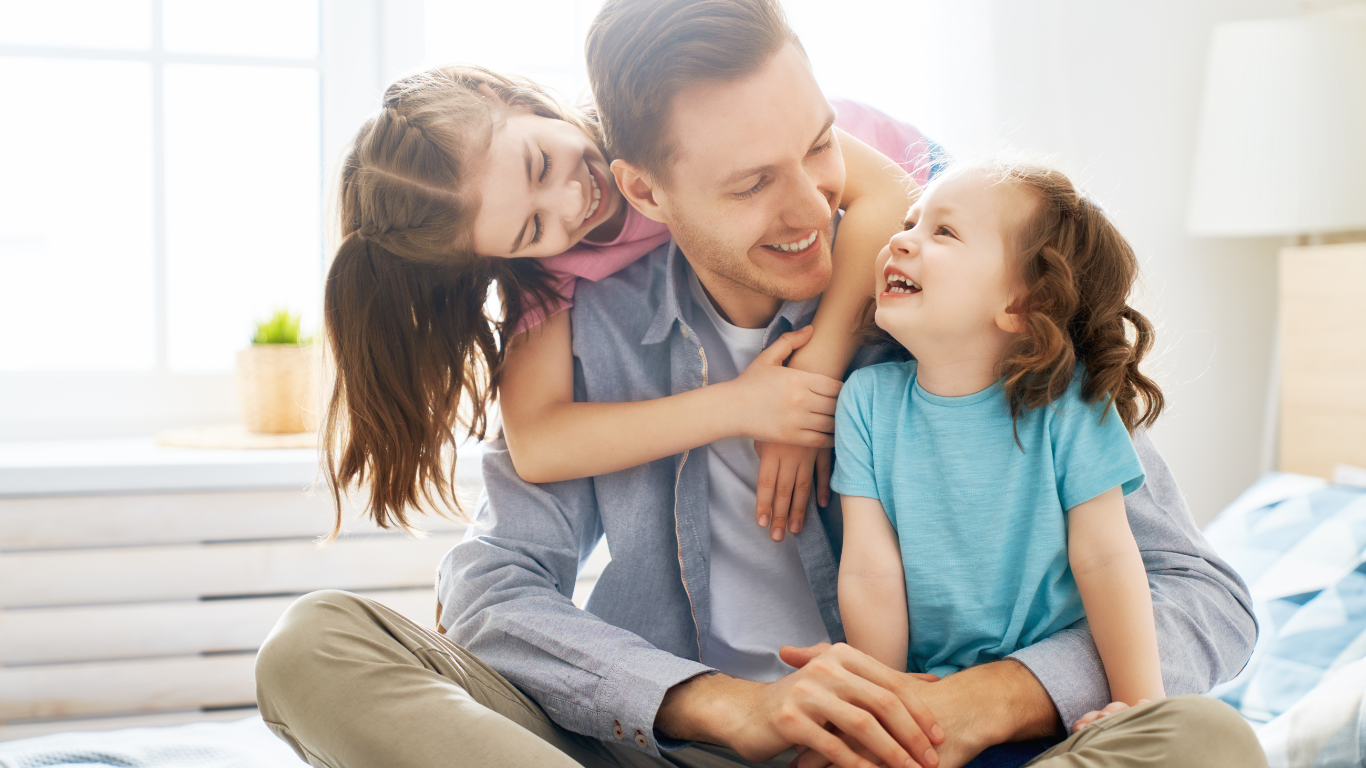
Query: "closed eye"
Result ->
[[736, 177, 770, 200], [539, 150, 552, 183], [530, 214, 543, 246]]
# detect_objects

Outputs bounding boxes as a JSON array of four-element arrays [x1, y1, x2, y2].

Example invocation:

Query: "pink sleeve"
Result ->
[[512, 270, 577, 336], [511, 208, 672, 335], [830, 98, 934, 187]]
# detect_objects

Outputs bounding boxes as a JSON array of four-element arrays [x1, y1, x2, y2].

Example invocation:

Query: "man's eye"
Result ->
[[736, 177, 769, 199], [539, 150, 552, 183]]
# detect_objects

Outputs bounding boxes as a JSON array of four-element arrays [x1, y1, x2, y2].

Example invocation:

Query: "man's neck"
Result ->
[[685, 258, 782, 330]]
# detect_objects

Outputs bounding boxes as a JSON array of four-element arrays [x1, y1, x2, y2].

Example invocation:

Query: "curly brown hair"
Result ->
[[322, 65, 598, 539], [858, 159, 1163, 434], [995, 161, 1163, 433]]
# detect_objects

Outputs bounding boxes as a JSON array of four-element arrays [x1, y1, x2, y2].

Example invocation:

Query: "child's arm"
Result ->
[[1068, 486, 1165, 707], [499, 311, 840, 484], [756, 128, 917, 539], [837, 495, 909, 671]]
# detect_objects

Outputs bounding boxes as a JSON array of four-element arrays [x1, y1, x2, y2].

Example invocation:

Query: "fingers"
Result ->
[[757, 325, 816, 365], [816, 692, 925, 768], [1071, 701, 1134, 732], [787, 453, 815, 534], [770, 458, 793, 541], [822, 647, 944, 751], [780, 643, 833, 669], [756, 445, 779, 529], [816, 449, 832, 507]]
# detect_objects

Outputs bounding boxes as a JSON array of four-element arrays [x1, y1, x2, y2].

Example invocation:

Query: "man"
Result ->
[[255, 1, 1263, 766]]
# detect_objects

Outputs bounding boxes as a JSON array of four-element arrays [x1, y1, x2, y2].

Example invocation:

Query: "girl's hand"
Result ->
[[723, 326, 843, 447], [754, 443, 832, 542], [1071, 700, 1149, 733]]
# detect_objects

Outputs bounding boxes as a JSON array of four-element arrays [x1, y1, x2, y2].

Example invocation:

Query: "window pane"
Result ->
[[0, 0, 151, 50], [425, 0, 581, 77], [0, 58, 155, 372], [163, 0, 318, 59], [163, 64, 321, 372]]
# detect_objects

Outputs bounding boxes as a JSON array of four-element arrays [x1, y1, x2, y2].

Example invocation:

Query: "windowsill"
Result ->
[[0, 438, 321, 497]]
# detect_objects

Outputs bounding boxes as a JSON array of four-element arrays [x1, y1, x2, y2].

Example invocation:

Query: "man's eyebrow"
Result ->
[[717, 110, 838, 189], [510, 143, 533, 253]]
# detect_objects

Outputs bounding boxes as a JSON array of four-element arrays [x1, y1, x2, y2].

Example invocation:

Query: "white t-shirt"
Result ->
[[685, 267, 831, 682]]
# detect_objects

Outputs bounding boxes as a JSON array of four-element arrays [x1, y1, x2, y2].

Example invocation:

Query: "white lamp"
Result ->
[[1188, 6, 1366, 237], [1187, 4, 1366, 479]]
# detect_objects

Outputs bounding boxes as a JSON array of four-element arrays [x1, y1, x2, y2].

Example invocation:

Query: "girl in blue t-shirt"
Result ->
[[832, 158, 1167, 731]]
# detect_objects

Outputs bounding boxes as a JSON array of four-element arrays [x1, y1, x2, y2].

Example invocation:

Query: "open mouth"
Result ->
[[762, 230, 819, 255], [584, 166, 603, 224], [883, 272, 921, 295]]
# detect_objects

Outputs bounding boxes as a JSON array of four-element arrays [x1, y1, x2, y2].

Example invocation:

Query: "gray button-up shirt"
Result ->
[[438, 240, 1257, 757]]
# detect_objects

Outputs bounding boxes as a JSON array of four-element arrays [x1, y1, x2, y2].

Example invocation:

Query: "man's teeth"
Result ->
[[586, 173, 601, 221], [885, 274, 921, 293], [766, 231, 817, 253]]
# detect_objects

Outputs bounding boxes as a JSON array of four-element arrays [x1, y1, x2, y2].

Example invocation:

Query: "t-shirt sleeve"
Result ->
[[831, 372, 880, 499], [1050, 383, 1146, 511]]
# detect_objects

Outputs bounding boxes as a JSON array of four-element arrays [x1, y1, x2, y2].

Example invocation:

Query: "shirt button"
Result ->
[[612, 720, 624, 739], [680, 326, 690, 339], [634, 730, 648, 748]]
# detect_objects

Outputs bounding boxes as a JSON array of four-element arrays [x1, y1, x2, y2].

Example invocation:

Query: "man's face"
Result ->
[[655, 43, 845, 320]]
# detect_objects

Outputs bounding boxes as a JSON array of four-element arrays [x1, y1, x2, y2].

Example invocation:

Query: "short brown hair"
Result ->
[[585, 0, 800, 182]]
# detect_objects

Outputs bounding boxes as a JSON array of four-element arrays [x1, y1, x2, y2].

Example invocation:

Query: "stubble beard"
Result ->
[[669, 212, 834, 305]]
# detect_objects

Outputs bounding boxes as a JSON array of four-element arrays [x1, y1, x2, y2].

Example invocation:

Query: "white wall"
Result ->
[[788, 0, 1295, 525]]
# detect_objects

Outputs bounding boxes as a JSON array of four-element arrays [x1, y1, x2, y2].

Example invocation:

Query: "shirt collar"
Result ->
[[640, 239, 820, 346]]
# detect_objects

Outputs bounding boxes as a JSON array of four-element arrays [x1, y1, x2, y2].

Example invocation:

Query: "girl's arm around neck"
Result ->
[[838, 495, 909, 671], [786, 128, 915, 380], [500, 313, 839, 484], [1068, 486, 1166, 706]]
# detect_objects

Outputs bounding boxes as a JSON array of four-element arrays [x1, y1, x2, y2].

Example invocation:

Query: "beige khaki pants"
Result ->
[[255, 591, 1267, 768]]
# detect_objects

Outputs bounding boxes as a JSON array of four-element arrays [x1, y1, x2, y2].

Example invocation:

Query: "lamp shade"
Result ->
[[1187, 8, 1366, 237]]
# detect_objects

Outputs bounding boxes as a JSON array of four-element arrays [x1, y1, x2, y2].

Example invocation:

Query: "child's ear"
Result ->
[[995, 297, 1027, 334], [612, 159, 670, 226]]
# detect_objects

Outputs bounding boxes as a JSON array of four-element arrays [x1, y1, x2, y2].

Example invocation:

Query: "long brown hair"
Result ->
[[323, 65, 598, 538], [859, 159, 1164, 434]]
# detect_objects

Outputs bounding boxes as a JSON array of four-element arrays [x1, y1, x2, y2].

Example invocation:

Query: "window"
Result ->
[[0, 0, 421, 439]]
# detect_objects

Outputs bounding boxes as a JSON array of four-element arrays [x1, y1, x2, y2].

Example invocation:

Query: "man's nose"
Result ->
[[785, 166, 837, 230]]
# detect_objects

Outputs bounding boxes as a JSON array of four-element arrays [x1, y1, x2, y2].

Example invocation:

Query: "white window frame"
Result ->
[[0, 0, 424, 441]]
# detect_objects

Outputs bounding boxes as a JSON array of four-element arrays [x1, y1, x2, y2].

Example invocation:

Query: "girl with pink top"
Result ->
[[322, 65, 932, 540]]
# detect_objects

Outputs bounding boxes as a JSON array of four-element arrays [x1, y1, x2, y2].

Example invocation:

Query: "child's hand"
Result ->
[[754, 443, 832, 541], [1071, 700, 1149, 732], [723, 326, 842, 447]]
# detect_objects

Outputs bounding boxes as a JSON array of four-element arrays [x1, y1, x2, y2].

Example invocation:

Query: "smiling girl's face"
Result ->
[[470, 109, 627, 259], [873, 166, 1036, 355]]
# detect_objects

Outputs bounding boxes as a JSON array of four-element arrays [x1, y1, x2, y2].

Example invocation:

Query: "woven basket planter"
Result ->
[[235, 344, 318, 434]]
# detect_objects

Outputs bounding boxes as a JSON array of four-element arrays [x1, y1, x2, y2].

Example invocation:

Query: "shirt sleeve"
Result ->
[[438, 437, 711, 756], [831, 371, 880, 500], [1009, 430, 1257, 727], [1049, 384, 1146, 511]]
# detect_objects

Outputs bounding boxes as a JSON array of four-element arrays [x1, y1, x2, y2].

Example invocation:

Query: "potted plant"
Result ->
[[235, 309, 317, 434]]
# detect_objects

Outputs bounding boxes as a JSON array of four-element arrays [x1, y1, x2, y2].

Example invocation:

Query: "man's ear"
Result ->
[[612, 159, 670, 225]]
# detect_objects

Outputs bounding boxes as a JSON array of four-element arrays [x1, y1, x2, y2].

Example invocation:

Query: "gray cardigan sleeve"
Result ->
[[1008, 430, 1257, 727]]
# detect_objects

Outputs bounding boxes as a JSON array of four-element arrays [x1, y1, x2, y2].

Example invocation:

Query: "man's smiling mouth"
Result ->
[[762, 231, 818, 253]]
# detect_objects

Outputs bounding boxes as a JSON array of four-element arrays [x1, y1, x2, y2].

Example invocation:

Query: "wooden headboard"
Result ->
[[1278, 242, 1366, 477]]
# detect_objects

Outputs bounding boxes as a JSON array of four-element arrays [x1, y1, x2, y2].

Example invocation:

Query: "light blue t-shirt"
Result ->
[[831, 360, 1145, 677]]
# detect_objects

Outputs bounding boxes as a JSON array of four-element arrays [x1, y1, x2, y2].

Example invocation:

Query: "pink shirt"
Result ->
[[515, 99, 931, 334]]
